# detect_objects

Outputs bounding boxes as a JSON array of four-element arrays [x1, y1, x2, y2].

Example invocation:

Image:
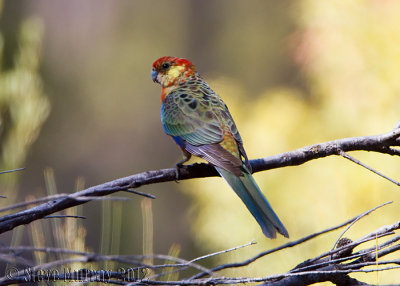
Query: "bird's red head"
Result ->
[[151, 57, 196, 89]]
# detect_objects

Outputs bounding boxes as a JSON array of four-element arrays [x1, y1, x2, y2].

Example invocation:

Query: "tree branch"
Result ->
[[250, 126, 400, 172], [0, 126, 399, 234], [1, 204, 400, 285]]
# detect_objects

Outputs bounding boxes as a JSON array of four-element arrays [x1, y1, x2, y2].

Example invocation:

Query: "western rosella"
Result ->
[[151, 56, 288, 239]]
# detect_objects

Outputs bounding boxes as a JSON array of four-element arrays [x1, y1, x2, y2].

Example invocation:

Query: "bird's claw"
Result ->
[[174, 163, 182, 183], [173, 152, 191, 183]]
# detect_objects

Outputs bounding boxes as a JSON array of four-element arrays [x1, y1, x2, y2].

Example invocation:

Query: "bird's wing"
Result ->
[[161, 85, 223, 145], [161, 83, 246, 174]]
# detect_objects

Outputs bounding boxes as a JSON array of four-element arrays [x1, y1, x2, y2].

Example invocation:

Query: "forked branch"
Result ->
[[0, 203, 399, 285], [0, 124, 399, 234]]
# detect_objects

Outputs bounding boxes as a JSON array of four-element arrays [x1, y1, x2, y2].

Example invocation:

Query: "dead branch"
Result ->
[[0, 124, 399, 285], [0, 125, 399, 234], [0, 203, 399, 285]]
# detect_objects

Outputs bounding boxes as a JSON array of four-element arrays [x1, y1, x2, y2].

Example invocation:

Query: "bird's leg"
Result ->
[[174, 151, 191, 181]]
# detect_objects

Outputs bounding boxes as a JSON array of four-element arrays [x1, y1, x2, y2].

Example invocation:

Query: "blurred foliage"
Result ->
[[27, 169, 88, 279], [0, 0, 399, 285], [0, 8, 49, 203], [183, 1, 400, 284]]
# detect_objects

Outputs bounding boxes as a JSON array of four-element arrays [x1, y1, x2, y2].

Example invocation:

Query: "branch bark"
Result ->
[[1, 205, 399, 285], [0, 126, 399, 234]]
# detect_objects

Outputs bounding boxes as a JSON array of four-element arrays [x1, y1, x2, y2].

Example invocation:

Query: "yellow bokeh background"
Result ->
[[1, 0, 400, 284], [182, 1, 400, 283]]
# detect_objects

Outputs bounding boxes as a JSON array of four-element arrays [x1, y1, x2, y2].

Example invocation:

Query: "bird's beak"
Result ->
[[151, 68, 159, 83]]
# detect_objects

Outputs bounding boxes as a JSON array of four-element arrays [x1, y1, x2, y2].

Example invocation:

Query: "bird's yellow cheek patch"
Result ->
[[167, 66, 185, 80]]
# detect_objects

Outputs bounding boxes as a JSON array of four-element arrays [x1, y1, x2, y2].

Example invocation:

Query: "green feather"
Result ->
[[160, 74, 287, 238], [216, 166, 289, 239], [161, 80, 242, 147]]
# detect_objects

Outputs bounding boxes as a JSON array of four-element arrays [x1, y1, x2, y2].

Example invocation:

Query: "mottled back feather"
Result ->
[[161, 75, 250, 173]]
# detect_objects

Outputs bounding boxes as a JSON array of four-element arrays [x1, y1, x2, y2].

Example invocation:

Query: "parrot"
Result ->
[[151, 56, 288, 239]]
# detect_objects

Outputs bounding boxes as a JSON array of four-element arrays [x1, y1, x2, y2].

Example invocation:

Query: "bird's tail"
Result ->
[[215, 166, 289, 239]]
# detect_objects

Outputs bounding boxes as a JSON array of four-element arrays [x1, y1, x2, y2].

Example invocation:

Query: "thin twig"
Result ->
[[72, 196, 131, 202], [331, 201, 392, 252], [301, 222, 398, 268], [0, 246, 212, 274], [0, 168, 25, 175], [191, 202, 396, 280], [144, 241, 257, 282], [339, 150, 400, 186], [44, 215, 86, 219], [0, 194, 70, 213], [1, 217, 400, 285], [291, 232, 400, 274], [123, 189, 156, 199], [190, 240, 256, 264]]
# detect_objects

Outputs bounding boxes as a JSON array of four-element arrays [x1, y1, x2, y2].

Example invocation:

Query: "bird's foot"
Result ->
[[174, 163, 183, 182], [173, 152, 191, 182]]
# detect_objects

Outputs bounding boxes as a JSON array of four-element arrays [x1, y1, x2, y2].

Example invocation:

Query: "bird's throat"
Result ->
[[160, 88, 168, 102], [160, 85, 179, 102]]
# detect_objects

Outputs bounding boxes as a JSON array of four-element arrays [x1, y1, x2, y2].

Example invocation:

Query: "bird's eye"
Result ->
[[162, 62, 170, 69]]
